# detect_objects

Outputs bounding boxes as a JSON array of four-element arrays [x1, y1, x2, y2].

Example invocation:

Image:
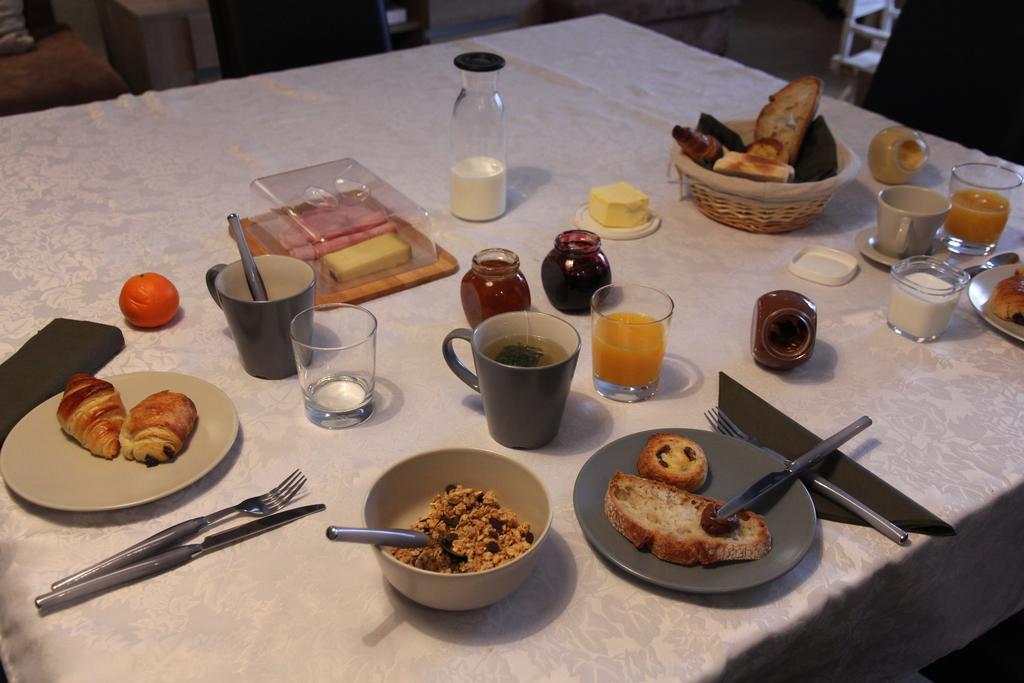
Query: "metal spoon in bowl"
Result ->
[[325, 526, 467, 562], [227, 212, 269, 301], [962, 252, 1020, 278]]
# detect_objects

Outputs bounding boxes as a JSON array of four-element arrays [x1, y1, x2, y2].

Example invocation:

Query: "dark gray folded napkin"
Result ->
[[0, 319, 125, 445], [719, 372, 954, 535]]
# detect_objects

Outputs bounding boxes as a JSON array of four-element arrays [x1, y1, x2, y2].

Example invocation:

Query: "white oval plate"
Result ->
[[1, 372, 239, 511], [968, 264, 1024, 343]]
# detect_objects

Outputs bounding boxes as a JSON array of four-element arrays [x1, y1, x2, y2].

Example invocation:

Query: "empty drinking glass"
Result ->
[[290, 304, 376, 428]]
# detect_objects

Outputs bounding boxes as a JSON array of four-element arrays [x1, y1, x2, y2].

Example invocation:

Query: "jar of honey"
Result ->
[[460, 248, 531, 327], [868, 126, 929, 185], [540, 229, 612, 312]]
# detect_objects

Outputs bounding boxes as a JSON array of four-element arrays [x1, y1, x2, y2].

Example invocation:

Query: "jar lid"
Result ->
[[787, 246, 859, 286], [454, 52, 506, 72]]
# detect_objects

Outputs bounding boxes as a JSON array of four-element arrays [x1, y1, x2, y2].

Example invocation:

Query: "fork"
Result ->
[[705, 409, 909, 545], [51, 470, 307, 590]]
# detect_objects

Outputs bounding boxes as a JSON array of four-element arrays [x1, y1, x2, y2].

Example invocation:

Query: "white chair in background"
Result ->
[[830, 0, 900, 102]]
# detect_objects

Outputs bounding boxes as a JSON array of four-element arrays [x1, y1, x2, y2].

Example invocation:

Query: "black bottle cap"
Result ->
[[454, 52, 506, 72]]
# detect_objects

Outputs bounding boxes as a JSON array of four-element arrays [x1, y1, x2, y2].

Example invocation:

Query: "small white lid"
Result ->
[[787, 246, 859, 286]]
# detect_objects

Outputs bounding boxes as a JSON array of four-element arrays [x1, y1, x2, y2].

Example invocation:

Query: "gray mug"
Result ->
[[443, 311, 581, 449], [206, 254, 316, 379]]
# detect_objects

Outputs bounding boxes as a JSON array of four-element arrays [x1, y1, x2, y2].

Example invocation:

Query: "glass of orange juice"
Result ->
[[591, 284, 673, 402], [942, 162, 1022, 255]]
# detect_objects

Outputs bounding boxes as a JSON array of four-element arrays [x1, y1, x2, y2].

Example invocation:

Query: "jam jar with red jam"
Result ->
[[540, 230, 611, 312], [460, 248, 531, 327]]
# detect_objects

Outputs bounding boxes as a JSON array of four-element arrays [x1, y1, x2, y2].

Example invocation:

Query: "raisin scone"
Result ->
[[605, 472, 771, 566], [636, 433, 708, 491]]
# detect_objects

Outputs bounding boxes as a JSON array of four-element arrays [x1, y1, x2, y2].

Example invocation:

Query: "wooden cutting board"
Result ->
[[233, 216, 459, 305]]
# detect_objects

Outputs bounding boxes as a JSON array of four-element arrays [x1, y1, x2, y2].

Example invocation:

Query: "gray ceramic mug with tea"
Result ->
[[443, 311, 581, 449], [206, 254, 316, 379]]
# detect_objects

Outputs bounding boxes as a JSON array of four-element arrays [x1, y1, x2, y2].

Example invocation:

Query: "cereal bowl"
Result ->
[[364, 447, 552, 611]]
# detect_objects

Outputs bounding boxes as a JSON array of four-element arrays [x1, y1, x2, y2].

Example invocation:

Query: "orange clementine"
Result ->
[[119, 272, 180, 328]]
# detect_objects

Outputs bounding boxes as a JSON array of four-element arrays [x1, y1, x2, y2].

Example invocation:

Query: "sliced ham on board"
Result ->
[[279, 205, 389, 248], [287, 221, 398, 260]]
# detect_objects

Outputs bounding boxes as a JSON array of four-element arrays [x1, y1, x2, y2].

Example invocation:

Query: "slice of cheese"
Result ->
[[589, 182, 649, 228], [322, 233, 412, 282]]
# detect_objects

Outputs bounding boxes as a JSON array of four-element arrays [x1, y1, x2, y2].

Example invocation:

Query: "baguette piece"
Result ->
[[713, 151, 795, 183], [754, 76, 822, 164], [636, 433, 707, 491], [604, 472, 771, 565], [746, 138, 786, 162]]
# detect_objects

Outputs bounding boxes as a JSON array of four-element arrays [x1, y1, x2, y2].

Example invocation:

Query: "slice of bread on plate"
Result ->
[[636, 433, 707, 491], [754, 76, 822, 164], [604, 472, 771, 565]]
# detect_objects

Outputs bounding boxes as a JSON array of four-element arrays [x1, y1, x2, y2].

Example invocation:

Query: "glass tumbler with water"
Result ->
[[290, 304, 376, 428], [450, 52, 507, 222]]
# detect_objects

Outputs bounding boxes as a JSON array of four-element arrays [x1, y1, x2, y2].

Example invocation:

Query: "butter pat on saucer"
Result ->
[[712, 151, 795, 183], [589, 182, 649, 228], [323, 233, 411, 282]]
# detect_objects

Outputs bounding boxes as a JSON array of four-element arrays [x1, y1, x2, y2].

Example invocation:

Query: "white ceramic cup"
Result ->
[[875, 186, 951, 258]]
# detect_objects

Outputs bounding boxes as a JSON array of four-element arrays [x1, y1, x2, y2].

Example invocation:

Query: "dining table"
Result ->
[[2, 14, 1023, 683]]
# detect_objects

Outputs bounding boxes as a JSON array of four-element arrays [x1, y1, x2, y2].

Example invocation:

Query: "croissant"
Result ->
[[120, 390, 198, 466], [56, 373, 127, 459], [989, 267, 1024, 324], [672, 126, 724, 164]]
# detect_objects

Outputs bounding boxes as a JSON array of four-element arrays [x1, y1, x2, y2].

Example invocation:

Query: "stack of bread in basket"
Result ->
[[671, 76, 860, 233]]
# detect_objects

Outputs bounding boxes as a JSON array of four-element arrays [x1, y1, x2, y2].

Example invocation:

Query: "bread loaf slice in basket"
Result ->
[[604, 472, 771, 565]]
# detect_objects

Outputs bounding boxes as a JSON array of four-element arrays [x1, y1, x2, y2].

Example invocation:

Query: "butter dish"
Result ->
[[787, 246, 858, 286], [572, 202, 661, 240]]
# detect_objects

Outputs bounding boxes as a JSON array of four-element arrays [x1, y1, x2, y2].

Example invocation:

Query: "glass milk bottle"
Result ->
[[450, 52, 507, 221]]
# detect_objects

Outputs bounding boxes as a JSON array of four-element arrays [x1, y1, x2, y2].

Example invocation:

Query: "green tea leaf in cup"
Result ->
[[493, 343, 545, 367]]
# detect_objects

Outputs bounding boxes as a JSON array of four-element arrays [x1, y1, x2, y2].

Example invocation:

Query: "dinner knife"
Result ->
[[715, 417, 872, 519], [35, 504, 325, 612]]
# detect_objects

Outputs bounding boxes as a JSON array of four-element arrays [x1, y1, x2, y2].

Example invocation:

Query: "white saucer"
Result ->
[[854, 227, 948, 268], [572, 202, 661, 240]]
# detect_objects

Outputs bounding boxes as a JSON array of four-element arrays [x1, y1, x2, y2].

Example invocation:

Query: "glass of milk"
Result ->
[[450, 52, 506, 221], [887, 256, 969, 342]]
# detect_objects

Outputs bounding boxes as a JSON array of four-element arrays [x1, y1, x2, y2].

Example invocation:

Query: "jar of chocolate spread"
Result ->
[[750, 290, 817, 370]]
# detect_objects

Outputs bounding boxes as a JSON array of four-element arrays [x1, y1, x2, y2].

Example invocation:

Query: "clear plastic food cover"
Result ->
[[247, 158, 437, 297]]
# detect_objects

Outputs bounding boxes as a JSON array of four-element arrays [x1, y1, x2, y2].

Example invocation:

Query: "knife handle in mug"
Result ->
[[51, 517, 209, 591], [36, 544, 198, 612]]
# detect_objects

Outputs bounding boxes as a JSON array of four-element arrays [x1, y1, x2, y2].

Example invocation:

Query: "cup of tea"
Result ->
[[591, 284, 673, 402], [442, 311, 581, 449], [941, 162, 1022, 256], [875, 186, 951, 259], [206, 254, 316, 379]]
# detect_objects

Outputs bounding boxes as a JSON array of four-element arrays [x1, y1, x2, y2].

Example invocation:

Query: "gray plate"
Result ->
[[573, 428, 816, 594]]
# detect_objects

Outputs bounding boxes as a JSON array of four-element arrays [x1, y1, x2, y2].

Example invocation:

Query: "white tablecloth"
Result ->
[[2, 16, 1023, 682]]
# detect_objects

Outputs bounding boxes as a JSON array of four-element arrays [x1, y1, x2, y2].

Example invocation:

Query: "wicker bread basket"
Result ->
[[672, 119, 861, 233]]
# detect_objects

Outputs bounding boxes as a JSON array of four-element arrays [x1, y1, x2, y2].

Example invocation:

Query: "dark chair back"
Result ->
[[862, 0, 1024, 164], [207, 0, 391, 78]]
